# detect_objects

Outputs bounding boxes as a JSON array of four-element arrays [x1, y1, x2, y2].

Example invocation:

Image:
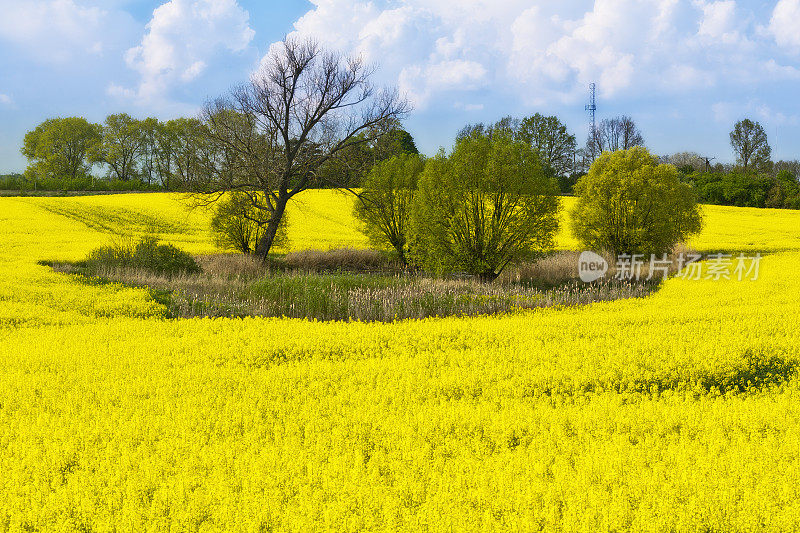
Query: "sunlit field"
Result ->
[[11, 190, 800, 255], [1, 191, 800, 531]]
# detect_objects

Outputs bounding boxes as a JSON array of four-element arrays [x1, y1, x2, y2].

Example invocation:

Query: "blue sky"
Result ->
[[2, 0, 800, 173]]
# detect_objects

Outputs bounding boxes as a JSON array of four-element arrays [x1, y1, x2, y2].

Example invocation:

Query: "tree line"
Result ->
[[14, 110, 644, 194], [21, 108, 797, 211], [21, 115, 204, 188], [14, 112, 423, 193], [661, 119, 800, 209]]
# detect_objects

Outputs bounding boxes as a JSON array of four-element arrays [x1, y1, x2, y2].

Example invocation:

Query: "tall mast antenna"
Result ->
[[585, 82, 597, 136]]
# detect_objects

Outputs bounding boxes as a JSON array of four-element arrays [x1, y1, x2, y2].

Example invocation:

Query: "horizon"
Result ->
[[2, 0, 800, 173]]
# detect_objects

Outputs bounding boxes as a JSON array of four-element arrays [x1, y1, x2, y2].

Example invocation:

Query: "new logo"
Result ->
[[578, 251, 608, 282]]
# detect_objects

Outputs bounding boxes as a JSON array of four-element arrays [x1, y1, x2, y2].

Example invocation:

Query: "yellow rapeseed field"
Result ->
[[0, 191, 799, 531]]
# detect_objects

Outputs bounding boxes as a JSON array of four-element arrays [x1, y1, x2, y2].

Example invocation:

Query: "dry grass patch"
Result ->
[[282, 247, 402, 273], [194, 253, 274, 280], [500, 248, 698, 287]]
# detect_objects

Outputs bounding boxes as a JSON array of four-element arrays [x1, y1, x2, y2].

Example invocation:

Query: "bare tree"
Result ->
[[618, 116, 644, 150], [197, 38, 409, 258], [661, 152, 706, 173], [730, 119, 771, 173], [587, 115, 644, 155], [773, 160, 800, 180]]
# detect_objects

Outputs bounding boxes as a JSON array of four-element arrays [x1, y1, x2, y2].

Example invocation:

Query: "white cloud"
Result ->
[[118, 0, 255, 102], [106, 83, 136, 99], [506, 0, 747, 101], [711, 101, 736, 123], [712, 99, 799, 126], [754, 103, 799, 126], [454, 102, 484, 112], [0, 0, 130, 63], [181, 61, 208, 82], [281, 0, 517, 108], [764, 59, 800, 79], [697, 1, 741, 43], [665, 64, 715, 89], [532, 0, 655, 97], [0, 93, 12, 106], [397, 60, 487, 107], [769, 0, 800, 52], [427, 60, 487, 88], [272, 0, 780, 111]]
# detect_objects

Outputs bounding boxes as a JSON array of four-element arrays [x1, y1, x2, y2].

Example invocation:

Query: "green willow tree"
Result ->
[[410, 124, 561, 281], [210, 191, 288, 254], [354, 153, 425, 264], [570, 147, 703, 255]]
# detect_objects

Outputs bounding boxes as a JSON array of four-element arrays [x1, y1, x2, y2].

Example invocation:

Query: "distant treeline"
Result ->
[[0, 173, 160, 192], [10, 114, 419, 192], [9, 112, 634, 194], [662, 153, 800, 209], [8, 112, 800, 209]]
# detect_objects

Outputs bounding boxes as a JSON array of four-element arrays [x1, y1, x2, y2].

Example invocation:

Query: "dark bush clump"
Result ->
[[86, 236, 200, 277]]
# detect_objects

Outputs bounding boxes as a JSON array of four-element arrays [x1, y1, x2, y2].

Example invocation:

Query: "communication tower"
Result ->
[[585, 83, 597, 135]]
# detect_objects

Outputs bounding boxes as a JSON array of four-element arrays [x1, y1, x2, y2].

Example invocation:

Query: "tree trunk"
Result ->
[[478, 270, 499, 283], [256, 197, 288, 259], [393, 243, 408, 266]]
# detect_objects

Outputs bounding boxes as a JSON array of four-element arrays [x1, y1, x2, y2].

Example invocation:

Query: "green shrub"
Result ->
[[353, 154, 424, 264], [722, 171, 771, 207], [686, 169, 800, 209], [409, 125, 560, 281], [86, 236, 200, 277], [571, 147, 703, 255]]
